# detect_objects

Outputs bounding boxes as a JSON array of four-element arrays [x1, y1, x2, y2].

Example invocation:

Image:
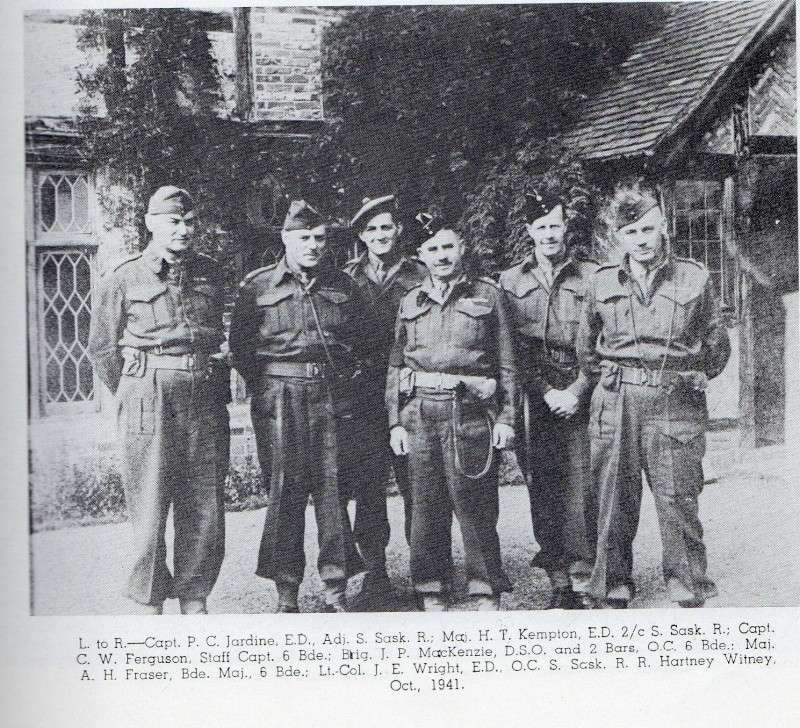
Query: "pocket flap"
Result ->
[[316, 288, 350, 304], [596, 288, 626, 303], [400, 298, 431, 320], [256, 288, 293, 307], [127, 284, 167, 303], [506, 277, 540, 298], [658, 420, 705, 444], [559, 279, 585, 296], [657, 285, 702, 307], [455, 297, 493, 318], [192, 283, 217, 298]]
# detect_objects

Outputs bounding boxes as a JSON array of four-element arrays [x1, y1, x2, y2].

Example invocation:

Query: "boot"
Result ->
[[418, 593, 449, 612], [605, 583, 632, 609], [138, 602, 164, 615], [276, 582, 300, 614], [557, 590, 586, 610], [351, 570, 397, 612], [179, 598, 208, 615], [667, 577, 697, 605], [471, 594, 501, 611], [322, 580, 348, 613], [546, 570, 571, 609]]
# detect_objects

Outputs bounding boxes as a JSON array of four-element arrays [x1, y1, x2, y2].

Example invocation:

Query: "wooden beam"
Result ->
[[658, 1, 795, 169], [738, 272, 757, 448], [749, 135, 797, 155]]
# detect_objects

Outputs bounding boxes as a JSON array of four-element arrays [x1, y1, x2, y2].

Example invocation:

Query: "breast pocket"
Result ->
[[399, 305, 428, 350], [503, 276, 543, 338], [596, 293, 629, 342], [256, 288, 294, 335], [558, 283, 586, 342], [126, 284, 169, 332], [451, 298, 493, 348], [655, 286, 702, 339], [315, 287, 350, 333], [188, 283, 220, 324]]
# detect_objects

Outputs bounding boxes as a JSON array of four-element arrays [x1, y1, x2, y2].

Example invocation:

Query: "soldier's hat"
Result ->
[[147, 185, 195, 216], [524, 186, 562, 223], [411, 201, 463, 241], [283, 200, 324, 231], [614, 192, 659, 230], [351, 194, 398, 230]]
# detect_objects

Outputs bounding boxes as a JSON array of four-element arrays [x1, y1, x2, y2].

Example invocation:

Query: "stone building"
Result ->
[[24, 7, 342, 478]]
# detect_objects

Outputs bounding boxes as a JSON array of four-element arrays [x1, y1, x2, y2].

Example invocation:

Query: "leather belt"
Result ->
[[122, 347, 207, 372], [261, 360, 330, 379], [545, 348, 575, 366], [413, 371, 468, 390], [618, 365, 687, 388], [406, 369, 497, 402]]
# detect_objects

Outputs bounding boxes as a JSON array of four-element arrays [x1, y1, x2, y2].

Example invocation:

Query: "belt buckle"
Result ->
[[186, 353, 196, 370], [644, 369, 658, 387], [309, 362, 321, 378], [434, 373, 445, 391]]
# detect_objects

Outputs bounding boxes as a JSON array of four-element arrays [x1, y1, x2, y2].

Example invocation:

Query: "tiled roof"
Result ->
[[562, 0, 791, 161]]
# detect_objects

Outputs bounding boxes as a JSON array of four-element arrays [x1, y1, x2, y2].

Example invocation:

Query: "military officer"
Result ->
[[229, 200, 370, 613], [499, 187, 597, 609], [386, 209, 517, 611], [88, 185, 230, 615], [576, 188, 731, 608], [342, 195, 427, 609]]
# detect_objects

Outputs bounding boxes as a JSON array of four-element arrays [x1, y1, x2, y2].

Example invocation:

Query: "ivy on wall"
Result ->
[[75, 9, 256, 264]]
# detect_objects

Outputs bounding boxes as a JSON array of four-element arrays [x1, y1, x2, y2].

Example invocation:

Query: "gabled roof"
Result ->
[[562, 0, 794, 162]]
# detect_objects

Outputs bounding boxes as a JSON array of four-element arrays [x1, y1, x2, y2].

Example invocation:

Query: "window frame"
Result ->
[[33, 169, 96, 244], [28, 168, 100, 418], [663, 175, 740, 319]]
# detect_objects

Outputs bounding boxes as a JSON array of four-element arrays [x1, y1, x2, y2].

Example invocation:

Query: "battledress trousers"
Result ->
[[88, 248, 230, 606], [500, 255, 597, 601], [342, 252, 428, 572], [230, 257, 373, 606], [386, 274, 517, 599], [576, 254, 731, 605]]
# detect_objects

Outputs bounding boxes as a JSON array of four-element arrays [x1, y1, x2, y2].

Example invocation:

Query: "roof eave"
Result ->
[[654, 0, 795, 167]]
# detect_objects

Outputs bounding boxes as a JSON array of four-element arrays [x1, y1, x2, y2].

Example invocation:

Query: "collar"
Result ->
[[523, 250, 578, 287], [618, 252, 673, 286], [142, 245, 168, 275], [420, 271, 469, 305], [142, 245, 195, 276], [354, 250, 418, 287], [274, 255, 327, 289], [273, 256, 295, 284]]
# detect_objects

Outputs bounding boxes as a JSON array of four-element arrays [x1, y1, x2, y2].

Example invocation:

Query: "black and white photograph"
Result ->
[[5, 1, 800, 724], [23, 1, 799, 619]]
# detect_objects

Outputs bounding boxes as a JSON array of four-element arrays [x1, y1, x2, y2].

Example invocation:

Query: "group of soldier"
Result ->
[[88, 180, 730, 615]]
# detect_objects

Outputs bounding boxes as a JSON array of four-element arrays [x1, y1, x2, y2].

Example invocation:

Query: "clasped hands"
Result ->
[[543, 387, 579, 419]]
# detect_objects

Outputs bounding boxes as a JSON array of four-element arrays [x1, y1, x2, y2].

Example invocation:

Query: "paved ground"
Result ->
[[31, 442, 800, 614]]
